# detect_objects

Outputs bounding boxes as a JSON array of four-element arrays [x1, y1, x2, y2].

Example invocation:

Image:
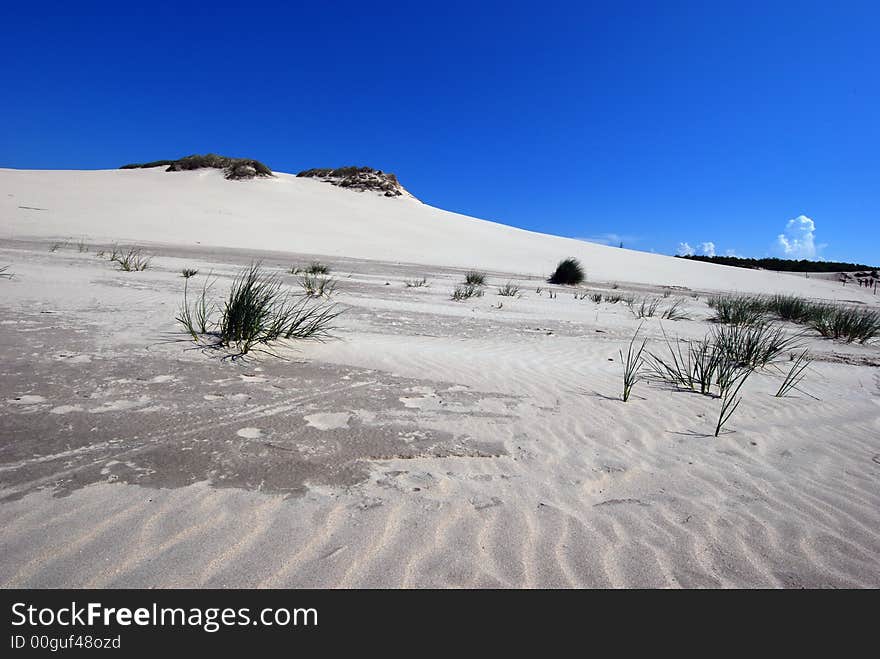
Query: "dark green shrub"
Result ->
[[548, 258, 584, 285], [464, 270, 487, 286]]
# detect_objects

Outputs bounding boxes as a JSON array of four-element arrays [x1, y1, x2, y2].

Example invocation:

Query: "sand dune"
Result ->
[[0, 167, 862, 298], [0, 169, 878, 588]]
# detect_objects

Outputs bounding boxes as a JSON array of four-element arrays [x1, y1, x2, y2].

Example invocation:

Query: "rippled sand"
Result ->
[[1, 243, 879, 587]]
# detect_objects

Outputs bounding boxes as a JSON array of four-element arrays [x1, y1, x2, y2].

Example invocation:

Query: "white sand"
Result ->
[[0, 167, 863, 298], [0, 168, 878, 588]]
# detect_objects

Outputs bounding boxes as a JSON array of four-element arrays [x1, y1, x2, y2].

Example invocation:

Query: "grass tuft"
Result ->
[[176, 263, 342, 356], [112, 247, 151, 271], [300, 273, 337, 298], [708, 295, 766, 325], [620, 326, 647, 402], [714, 368, 752, 437], [660, 298, 690, 320], [808, 304, 880, 343], [182, 268, 199, 279], [404, 277, 428, 288], [304, 261, 330, 275], [627, 296, 662, 318], [712, 322, 804, 369], [708, 293, 878, 343], [464, 270, 487, 286], [176, 275, 215, 340], [452, 283, 484, 301], [497, 281, 521, 297], [775, 349, 812, 398]]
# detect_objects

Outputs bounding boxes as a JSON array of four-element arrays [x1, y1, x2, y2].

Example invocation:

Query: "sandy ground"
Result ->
[[1, 240, 878, 588]]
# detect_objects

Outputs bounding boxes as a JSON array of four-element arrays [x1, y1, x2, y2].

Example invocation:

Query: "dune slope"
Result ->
[[0, 167, 857, 298]]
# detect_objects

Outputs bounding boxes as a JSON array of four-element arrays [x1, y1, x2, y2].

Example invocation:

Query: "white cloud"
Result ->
[[676, 242, 694, 256], [724, 249, 739, 257], [777, 215, 817, 258], [677, 241, 718, 257]]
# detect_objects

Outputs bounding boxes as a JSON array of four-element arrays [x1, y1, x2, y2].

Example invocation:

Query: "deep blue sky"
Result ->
[[2, 1, 878, 264]]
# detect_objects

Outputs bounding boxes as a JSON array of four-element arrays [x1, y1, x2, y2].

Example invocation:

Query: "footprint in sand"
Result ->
[[204, 393, 250, 401], [50, 404, 84, 414], [88, 396, 151, 413], [8, 395, 46, 405], [53, 353, 92, 364], [304, 412, 352, 431]]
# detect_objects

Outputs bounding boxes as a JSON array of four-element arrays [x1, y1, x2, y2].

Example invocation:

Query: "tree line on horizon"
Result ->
[[675, 254, 878, 274]]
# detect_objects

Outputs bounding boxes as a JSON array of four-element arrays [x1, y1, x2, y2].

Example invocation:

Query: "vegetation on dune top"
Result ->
[[296, 166, 406, 197], [121, 154, 273, 180], [297, 166, 397, 181]]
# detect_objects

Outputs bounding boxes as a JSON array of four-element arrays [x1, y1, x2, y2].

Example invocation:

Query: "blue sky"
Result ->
[[2, 1, 878, 265]]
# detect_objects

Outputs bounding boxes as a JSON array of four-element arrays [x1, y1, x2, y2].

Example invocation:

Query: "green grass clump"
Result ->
[[715, 368, 752, 437], [218, 265, 288, 351], [627, 296, 662, 318], [775, 349, 812, 397], [646, 320, 803, 398], [451, 283, 484, 301], [548, 258, 585, 285], [464, 270, 487, 286], [808, 304, 880, 343], [112, 247, 151, 271], [176, 275, 216, 340], [304, 261, 330, 275], [660, 298, 690, 320], [620, 326, 647, 402], [712, 322, 804, 369], [497, 281, 520, 297], [176, 263, 341, 356], [708, 295, 766, 325], [707, 293, 878, 343], [300, 273, 337, 298], [764, 294, 813, 323]]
